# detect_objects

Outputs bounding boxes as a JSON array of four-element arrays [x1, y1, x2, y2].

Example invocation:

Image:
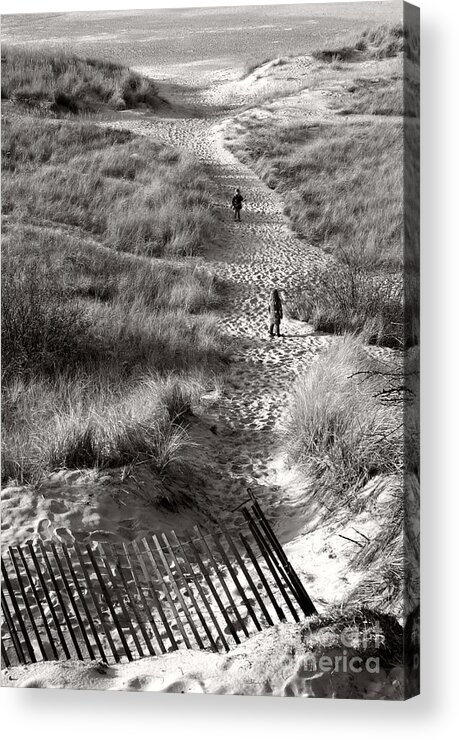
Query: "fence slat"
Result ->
[[220, 527, 274, 627], [202, 527, 261, 634], [37, 541, 83, 660], [242, 510, 300, 622], [1, 560, 36, 663], [49, 543, 95, 661], [123, 542, 166, 654], [193, 526, 249, 639], [27, 541, 72, 659], [98, 544, 145, 659], [1, 637, 11, 668], [16, 544, 59, 660], [244, 512, 299, 620], [85, 545, 133, 661], [239, 533, 285, 623], [158, 533, 206, 650], [1, 591, 26, 664], [252, 502, 316, 616], [170, 530, 225, 651], [8, 547, 48, 661], [60, 544, 107, 663], [106, 544, 156, 657], [185, 530, 238, 648], [162, 533, 215, 651], [143, 537, 192, 650], [131, 540, 177, 652], [73, 541, 120, 663]]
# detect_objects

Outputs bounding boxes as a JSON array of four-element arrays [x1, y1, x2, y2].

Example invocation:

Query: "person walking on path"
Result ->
[[268, 289, 283, 338], [232, 188, 244, 222]]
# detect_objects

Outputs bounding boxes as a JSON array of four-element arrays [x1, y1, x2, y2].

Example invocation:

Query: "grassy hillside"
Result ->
[[232, 118, 403, 269], [229, 118, 412, 347], [3, 117, 216, 258], [1, 220, 224, 485], [1, 46, 163, 114], [1, 52, 224, 486]]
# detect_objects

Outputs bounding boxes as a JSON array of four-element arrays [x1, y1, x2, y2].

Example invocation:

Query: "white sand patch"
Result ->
[[1, 621, 406, 699]]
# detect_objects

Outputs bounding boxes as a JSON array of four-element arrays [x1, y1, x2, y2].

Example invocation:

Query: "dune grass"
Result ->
[[1, 222, 225, 485], [338, 76, 402, 116], [289, 269, 403, 349], [2, 87, 224, 486], [331, 73, 419, 119], [241, 57, 272, 79], [312, 23, 417, 64], [1, 224, 223, 380], [230, 118, 403, 269], [283, 335, 419, 502], [1, 46, 162, 114], [240, 56, 288, 80], [3, 117, 216, 259], [1, 370, 212, 485]]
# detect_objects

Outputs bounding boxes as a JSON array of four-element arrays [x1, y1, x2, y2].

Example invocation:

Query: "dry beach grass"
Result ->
[[1, 46, 163, 114], [2, 56, 225, 485]]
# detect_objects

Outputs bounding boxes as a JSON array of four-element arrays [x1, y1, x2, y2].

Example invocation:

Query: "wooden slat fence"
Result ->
[[1, 502, 316, 667]]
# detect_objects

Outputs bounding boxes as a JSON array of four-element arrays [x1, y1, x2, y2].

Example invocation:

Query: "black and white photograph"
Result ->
[[1, 0, 420, 701]]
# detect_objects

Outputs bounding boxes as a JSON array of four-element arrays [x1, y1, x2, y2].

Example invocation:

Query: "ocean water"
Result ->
[[2, 2, 402, 70]]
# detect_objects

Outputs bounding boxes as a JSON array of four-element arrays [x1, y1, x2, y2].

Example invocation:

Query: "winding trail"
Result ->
[[108, 73, 336, 544]]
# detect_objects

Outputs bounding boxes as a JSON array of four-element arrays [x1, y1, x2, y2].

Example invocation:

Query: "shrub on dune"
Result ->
[[289, 257, 416, 349]]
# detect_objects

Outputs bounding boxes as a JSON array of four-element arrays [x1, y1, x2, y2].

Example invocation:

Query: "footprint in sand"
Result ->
[[49, 500, 69, 515], [54, 527, 75, 546], [36, 518, 53, 540], [162, 677, 206, 693]]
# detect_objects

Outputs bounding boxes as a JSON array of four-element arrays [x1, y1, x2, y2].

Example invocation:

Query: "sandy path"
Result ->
[[97, 73, 360, 609], [109, 82, 332, 525]]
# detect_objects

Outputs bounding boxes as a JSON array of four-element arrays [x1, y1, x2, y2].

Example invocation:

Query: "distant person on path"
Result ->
[[232, 188, 244, 221], [268, 289, 283, 338]]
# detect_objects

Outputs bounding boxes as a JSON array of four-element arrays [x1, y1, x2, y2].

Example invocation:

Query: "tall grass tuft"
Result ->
[[1, 46, 162, 114], [282, 335, 419, 503], [1, 371, 207, 484]]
